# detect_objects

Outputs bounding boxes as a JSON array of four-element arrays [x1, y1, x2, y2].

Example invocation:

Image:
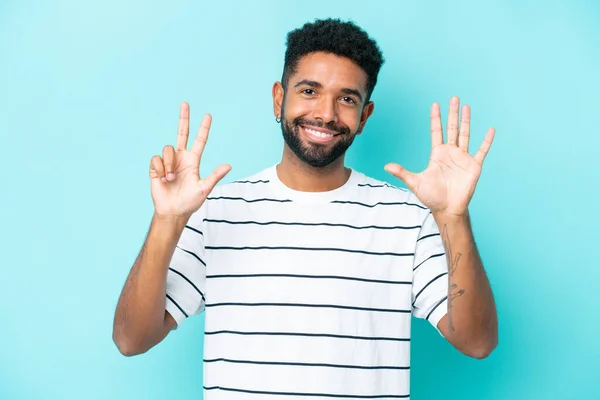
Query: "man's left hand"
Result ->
[[385, 96, 495, 217]]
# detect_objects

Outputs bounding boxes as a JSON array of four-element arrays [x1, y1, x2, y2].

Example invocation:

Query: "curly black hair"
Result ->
[[282, 18, 385, 103]]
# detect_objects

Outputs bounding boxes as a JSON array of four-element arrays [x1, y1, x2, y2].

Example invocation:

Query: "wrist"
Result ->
[[152, 212, 190, 229], [432, 209, 470, 225]]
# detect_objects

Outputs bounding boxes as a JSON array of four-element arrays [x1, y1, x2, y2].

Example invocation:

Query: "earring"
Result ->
[[275, 116, 281, 123]]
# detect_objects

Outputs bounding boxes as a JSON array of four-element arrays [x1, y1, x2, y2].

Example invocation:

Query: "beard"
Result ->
[[280, 105, 357, 168]]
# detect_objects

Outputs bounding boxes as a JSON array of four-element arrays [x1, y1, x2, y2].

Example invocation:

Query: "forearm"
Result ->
[[112, 213, 188, 354], [434, 211, 498, 358]]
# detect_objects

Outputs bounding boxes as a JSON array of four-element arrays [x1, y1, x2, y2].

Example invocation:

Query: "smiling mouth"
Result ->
[[300, 125, 341, 142]]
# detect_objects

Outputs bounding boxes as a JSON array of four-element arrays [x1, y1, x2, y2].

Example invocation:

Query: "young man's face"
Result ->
[[273, 51, 375, 168]]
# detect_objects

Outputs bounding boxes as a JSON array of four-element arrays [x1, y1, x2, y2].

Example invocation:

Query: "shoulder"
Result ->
[[208, 166, 275, 199], [350, 171, 430, 217]]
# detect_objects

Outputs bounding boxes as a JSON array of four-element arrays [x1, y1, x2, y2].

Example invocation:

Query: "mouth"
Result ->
[[300, 125, 340, 144]]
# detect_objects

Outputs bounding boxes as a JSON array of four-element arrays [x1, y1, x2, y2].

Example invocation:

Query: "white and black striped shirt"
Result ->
[[165, 164, 448, 400]]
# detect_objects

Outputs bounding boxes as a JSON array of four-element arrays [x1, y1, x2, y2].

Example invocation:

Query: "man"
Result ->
[[113, 18, 498, 399]]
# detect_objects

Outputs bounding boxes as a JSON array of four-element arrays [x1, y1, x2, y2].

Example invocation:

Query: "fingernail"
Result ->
[[161, 177, 167, 183], [167, 173, 175, 180]]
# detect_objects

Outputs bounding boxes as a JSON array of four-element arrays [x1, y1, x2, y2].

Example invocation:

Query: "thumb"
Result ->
[[384, 163, 418, 191], [199, 164, 232, 196]]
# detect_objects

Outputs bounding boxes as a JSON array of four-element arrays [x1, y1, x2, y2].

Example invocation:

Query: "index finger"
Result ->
[[458, 105, 471, 152], [191, 113, 212, 158], [176, 102, 190, 151], [430, 102, 443, 148]]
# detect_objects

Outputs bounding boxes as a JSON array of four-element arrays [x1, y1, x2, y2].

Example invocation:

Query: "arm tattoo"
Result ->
[[442, 223, 465, 331]]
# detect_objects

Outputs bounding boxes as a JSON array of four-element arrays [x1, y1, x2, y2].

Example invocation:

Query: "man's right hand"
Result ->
[[150, 102, 231, 219]]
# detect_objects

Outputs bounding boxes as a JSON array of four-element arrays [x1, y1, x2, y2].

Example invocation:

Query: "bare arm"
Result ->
[[112, 213, 187, 356], [385, 96, 498, 359], [435, 211, 498, 359], [112, 103, 230, 356]]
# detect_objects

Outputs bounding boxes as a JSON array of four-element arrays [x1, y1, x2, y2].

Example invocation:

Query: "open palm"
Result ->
[[385, 97, 495, 216]]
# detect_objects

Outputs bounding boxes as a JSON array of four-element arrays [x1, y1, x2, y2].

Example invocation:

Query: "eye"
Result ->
[[302, 88, 316, 95], [342, 96, 356, 104]]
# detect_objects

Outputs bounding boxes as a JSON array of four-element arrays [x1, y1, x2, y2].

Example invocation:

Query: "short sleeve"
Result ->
[[411, 211, 449, 334], [165, 206, 207, 328]]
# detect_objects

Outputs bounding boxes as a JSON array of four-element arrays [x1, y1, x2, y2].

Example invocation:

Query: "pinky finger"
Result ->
[[474, 127, 496, 165], [150, 155, 167, 182]]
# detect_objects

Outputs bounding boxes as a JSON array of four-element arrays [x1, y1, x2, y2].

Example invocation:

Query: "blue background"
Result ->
[[1, 0, 599, 398]]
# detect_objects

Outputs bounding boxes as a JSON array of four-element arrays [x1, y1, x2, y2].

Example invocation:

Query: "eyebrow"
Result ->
[[293, 79, 364, 103]]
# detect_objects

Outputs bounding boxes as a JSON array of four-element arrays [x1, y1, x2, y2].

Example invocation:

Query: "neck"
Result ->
[[277, 146, 351, 192]]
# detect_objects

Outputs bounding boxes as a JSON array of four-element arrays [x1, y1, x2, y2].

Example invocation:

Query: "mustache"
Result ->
[[293, 117, 351, 136]]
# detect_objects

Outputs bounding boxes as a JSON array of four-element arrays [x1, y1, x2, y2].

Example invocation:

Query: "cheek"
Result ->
[[283, 96, 311, 118], [339, 107, 363, 132]]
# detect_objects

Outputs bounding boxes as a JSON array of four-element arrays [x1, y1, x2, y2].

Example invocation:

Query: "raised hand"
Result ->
[[150, 102, 231, 219], [384, 96, 495, 217]]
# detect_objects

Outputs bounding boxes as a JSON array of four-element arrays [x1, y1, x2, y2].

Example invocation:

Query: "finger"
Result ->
[[176, 102, 190, 151], [162, 145, 176, 181], [384, 163, 418, 192], [149, 155, 166, 183], [474, 127, 496, 165], [458, 105, 471, 152], [446, 96, 460, 146], [191, 114, 212, 158], [199, 164, 232, 197], [430, 103, 443, 148]]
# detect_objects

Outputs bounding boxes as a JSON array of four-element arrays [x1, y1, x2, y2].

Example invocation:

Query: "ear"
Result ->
[[356, 101, 375, 135], [272, 81, 284, 119]]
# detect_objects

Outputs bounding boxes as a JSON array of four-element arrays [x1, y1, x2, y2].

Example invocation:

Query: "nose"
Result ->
[[313, 96, 338, 125]]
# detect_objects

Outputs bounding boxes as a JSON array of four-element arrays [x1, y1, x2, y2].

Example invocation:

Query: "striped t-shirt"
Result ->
[[165, 164, 449, 400]]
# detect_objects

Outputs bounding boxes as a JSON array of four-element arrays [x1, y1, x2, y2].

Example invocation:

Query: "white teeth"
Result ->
[[305, 127, 334, 138]]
